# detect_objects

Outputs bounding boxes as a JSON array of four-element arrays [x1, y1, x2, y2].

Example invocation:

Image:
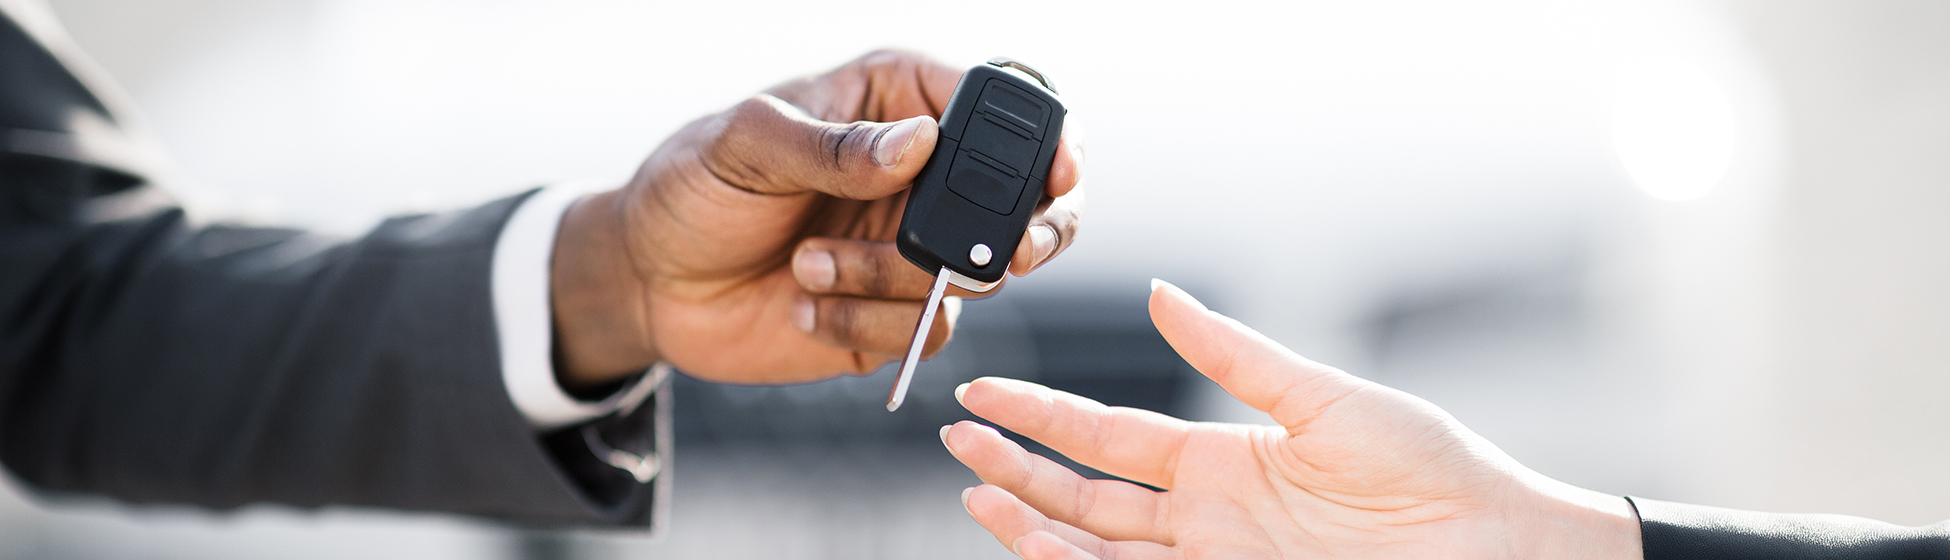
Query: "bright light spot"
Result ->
[[1611, 61, 1736, 201]]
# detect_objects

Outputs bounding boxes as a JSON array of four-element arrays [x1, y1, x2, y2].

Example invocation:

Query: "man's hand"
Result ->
[[941, 281, 1642, 560], [548, 50, 1085, 388]]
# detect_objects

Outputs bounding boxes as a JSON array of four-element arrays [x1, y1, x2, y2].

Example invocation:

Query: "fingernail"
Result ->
[[1151, 278, 1210, 311], [794, 247, 836, 290], [1010, 536, 1025, 557], [955, 382, 969, 405], [791, 296, 815, 333], [1028, 225, 1057, 267], [962, 486, 975, 512], [939, 424, 952, 448], [873, 117, 924, 167]]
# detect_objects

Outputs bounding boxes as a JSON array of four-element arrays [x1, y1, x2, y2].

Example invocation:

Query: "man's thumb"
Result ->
[[703, 94, 937, 200]]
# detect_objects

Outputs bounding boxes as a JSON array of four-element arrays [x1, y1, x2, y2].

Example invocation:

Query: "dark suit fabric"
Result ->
[[0, 5, 650, 527], [1632, 497, 1950, 559]]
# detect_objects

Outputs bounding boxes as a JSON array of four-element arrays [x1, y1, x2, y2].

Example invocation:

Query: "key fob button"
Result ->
[[946, 150, 1027, 215], [980, 81, 1050, 138], [969, 244, 992, 267], [960, 114, 1039, 175]]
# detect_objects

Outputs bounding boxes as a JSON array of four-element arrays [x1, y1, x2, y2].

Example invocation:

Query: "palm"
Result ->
[[1163, 389, 1517, 558]]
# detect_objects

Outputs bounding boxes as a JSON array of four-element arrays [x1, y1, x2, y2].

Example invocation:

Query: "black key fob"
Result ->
[[897, 57, 1067, 292]]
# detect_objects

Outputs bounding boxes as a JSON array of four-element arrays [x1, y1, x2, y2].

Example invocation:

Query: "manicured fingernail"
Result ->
[[955, 382, 969, 405], [1028, 225, 1057, 267], [791, 296, 815, 333], [1151, 278, 1210, 311], [1010, 536, 1025, 556], [873, 117, 924, 167], [939, 424, 952, 448], [962, 486, 975, 512], [794, 247, 836, 290]]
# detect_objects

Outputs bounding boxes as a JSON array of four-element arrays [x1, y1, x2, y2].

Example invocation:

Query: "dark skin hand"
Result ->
[[548, 50, 1086, 389]]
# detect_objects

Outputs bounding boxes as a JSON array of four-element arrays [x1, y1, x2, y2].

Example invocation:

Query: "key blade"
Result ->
[[887, 267, 953, 412]]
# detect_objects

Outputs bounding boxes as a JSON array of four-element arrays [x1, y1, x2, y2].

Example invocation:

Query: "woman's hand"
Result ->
[[942, 281, 1640, 560]]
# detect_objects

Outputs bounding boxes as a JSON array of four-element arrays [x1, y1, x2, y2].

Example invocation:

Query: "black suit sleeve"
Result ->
[[1631, 497, 1950, 560], [0, 5, 655, 525], [0, 164, 652, 526]]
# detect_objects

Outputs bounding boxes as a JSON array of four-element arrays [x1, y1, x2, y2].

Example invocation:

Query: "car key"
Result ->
[[885, 57, 1067, 411]]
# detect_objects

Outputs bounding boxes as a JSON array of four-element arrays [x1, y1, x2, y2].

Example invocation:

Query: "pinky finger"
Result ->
[[963, 485, 1174, 560]]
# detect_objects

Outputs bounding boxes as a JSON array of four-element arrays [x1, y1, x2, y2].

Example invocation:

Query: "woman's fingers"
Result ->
[[956, 377, 1191, 489], [1148, 279, 1367, 429], [942, 421, 1172, 544], [962, 485, 1176, 560]]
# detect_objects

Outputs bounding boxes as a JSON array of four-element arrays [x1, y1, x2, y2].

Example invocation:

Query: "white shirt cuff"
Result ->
[[491, 184, 656, 431]]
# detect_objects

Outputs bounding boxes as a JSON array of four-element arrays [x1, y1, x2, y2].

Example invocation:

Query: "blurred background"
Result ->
[[3, 0, 1948, 558]]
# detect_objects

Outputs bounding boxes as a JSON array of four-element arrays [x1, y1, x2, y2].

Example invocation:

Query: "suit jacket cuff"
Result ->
[[1629, 496, 1950, 559]]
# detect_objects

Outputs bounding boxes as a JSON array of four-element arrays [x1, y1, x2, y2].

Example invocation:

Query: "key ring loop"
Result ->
[[987, 57, 1057, 94]]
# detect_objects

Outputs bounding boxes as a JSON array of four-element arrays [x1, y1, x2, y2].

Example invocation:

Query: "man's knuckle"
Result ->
[[858, 48, 916, 69], [863, 252, 895, 296], [700, 99, 782, 190], [830, 123, 874, 166], [724, 95, 774, 128], [823, 300, 858, 340]]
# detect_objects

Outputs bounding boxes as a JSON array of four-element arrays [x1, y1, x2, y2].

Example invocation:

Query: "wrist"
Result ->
[[550, 189, 661, 390], [1509, 473, 1643, 560]]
